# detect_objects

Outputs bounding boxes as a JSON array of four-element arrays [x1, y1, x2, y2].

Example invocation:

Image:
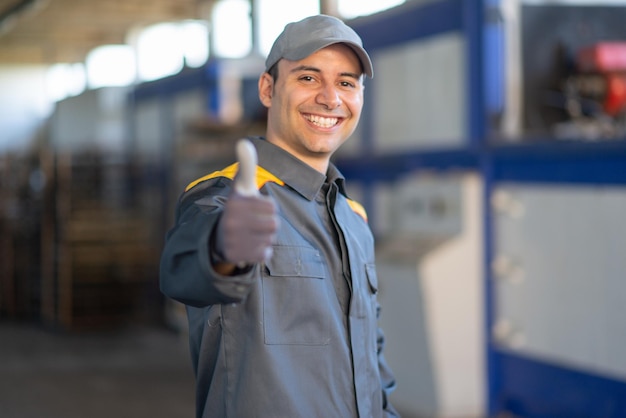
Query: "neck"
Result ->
[[265, 136, 330, 174]]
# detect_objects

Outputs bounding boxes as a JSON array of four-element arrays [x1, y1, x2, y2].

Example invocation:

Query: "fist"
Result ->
[[217, 192, 279, 265]]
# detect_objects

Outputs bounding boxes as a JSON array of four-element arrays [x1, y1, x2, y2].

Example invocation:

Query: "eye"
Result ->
[[340, 80, 356, 88], [299, 75, 315, 82]]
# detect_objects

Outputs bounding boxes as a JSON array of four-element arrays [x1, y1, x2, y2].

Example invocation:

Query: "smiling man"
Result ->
[[160, 14, 398, 418]]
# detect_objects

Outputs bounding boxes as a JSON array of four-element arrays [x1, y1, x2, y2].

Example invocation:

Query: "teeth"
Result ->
[[306, 114, 338, 128]]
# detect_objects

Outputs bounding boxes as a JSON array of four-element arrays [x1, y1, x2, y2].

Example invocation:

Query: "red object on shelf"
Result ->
[[577, 42, 626, 72], [604, 73, 626, 116]]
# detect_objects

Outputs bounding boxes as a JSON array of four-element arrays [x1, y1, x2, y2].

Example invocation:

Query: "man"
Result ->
[[160, 14, 398, 418]]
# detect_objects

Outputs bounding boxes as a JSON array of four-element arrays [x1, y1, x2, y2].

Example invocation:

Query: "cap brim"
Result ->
[[282, 38, 374, 78]]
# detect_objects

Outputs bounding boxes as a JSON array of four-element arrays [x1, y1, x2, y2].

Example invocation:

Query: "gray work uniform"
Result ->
[[160, 137, 398, 418]]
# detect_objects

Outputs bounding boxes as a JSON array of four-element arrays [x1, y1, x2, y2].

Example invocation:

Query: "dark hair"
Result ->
[[267, 62, 279, 82]]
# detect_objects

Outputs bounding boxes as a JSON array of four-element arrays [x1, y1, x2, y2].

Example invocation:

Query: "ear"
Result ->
[[258, 72, 274, 108]]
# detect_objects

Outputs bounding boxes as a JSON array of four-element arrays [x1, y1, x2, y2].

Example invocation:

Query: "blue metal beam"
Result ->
[[350, 0, 463, 51], [493, 349, 626, 417], [335, 147, 481, 182], [490, 140, 626, 185]]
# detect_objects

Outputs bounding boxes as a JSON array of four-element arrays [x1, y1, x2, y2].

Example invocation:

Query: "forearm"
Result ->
[[159, 206, 255, 307]]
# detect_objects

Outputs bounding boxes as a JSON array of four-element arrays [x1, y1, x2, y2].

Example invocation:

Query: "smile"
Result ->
[[304, 114, 340, 128]]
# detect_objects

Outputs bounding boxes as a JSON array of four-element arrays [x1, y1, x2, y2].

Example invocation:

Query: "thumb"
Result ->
[[234, 139, 259, 197]]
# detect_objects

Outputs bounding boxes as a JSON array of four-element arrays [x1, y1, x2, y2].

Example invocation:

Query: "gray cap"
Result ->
[[265, 14, 373, 78]]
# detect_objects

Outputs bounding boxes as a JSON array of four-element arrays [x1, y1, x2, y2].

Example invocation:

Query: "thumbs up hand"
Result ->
[[233, 139, 260, 198], [214, 140, 279, 269]]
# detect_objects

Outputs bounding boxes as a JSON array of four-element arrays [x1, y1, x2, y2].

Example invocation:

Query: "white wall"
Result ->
[[373, 33, 466, 152], [48, 87, 131, 153], [493, 184, 626, 380], [0, 66, 52, 152]]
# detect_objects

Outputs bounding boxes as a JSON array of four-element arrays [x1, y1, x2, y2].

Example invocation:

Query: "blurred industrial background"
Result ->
[[1, 0, 626, 417]]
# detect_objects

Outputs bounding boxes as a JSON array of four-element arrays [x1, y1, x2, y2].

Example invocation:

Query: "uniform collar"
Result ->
[[252, 137, 347, 201]]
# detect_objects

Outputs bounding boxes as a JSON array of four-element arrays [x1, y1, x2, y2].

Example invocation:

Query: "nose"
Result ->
[[316, 84, 341, 109]]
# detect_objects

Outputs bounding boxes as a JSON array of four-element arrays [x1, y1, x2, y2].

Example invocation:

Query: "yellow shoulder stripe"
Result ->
[[347, 199, 368, 223], [185, 165, 366, 222], [184, 163, 285, 192]]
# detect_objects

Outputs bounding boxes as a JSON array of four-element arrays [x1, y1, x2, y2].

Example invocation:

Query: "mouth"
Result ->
[[303, 113, 341, 129]]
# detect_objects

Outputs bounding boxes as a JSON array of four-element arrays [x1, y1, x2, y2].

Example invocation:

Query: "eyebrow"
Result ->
[[290, 65, 361, 80]]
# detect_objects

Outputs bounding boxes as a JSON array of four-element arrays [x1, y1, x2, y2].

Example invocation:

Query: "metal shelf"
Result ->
[[342, 2, 626, 417]]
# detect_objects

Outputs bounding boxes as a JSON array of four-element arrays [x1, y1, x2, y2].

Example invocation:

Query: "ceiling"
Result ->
[[0, 0, 207, 65]]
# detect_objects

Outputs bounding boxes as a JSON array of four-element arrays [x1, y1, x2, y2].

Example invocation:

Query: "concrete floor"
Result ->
[[0, 321, 196, 418]]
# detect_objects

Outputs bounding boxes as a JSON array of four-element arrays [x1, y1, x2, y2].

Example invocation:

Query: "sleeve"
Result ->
[[377, 302, 401, 417], [159, 181, 256, 307]]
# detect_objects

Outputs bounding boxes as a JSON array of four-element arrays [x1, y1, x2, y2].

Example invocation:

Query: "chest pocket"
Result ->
[[262, 245, 331, 345]]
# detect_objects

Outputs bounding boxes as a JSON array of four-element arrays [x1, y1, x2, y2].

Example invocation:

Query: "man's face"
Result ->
[[258, 43, 365, 173]]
